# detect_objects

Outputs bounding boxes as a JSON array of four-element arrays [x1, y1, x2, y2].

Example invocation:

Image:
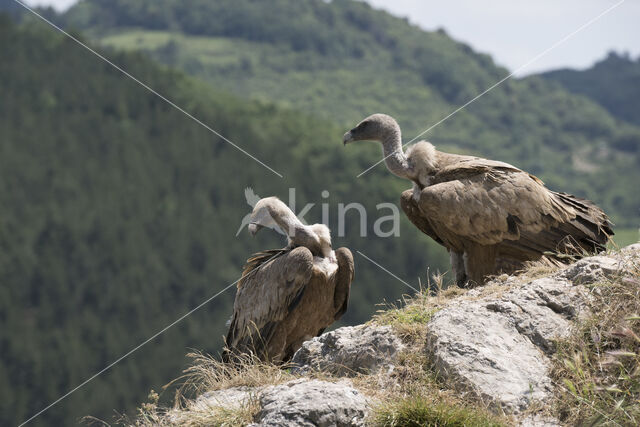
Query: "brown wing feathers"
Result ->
[[225, 244, 355, 363], [224, 247, 313, 362], [409, 158, 611, 279], [238, 248, 286, 287]]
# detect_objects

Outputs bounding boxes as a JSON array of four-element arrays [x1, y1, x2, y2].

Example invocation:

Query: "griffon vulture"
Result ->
[[343, 114, 612, 286], [224, 197, 354, 363]]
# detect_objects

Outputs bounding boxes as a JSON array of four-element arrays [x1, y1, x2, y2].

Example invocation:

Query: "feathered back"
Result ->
[[238, 249, 287, 288]]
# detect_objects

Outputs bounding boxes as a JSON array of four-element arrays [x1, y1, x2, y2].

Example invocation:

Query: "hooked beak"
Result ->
[[248, 223, 261, 236], [342, 130, 354, 145]]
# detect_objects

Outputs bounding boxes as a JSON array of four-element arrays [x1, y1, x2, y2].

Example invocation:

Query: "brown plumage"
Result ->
[[344, 114, 612, 285], [224, 198, 354, 363]]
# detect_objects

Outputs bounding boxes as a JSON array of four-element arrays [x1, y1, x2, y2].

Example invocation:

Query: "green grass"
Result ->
[[372, 283, 464, 340], [372, 395, 505, 427], [376, 299, 438, 326], [97, 28, 446, 132]]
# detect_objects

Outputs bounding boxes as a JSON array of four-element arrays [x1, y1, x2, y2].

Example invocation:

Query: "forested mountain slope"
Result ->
[[0, 16, 447, 426], [60, 0, 640, 227], [539, 51, 640, 128], [3, 1, 639, 425]]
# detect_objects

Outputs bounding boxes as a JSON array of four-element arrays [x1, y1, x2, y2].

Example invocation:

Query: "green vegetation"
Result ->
[[60, 0, 640, 227], [3, 0, 640, 425], [0, 0, 22, 15], [0, 14, 449, 426], [540, 52, 640, 128], [552, 266, 640, 425], [610, 227, 640, 249], [372, 395, 504, 427], [372, 277, 463, 340]]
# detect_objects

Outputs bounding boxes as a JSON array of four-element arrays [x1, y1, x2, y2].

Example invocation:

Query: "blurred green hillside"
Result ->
[[2, 0, 639, 426], [60, 0, 640, 228], [539, 51, 640, 128], [0, 13, 448, 427]]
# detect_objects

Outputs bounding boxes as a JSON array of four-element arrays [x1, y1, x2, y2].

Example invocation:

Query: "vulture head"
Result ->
[[248, 197, 333, 258], [343, 113, 400, 145]]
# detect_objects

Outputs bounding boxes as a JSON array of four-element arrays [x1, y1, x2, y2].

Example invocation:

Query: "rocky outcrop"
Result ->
[[253, 379, 368, 426], [518, 414, 561, 427], [560, 255, 626, 284], [425, 249, 638, 414], [195, 386, 256, 411], [164, 245, 639, 426], [191, 380, 368, 427], [291, 324, 404, 376]]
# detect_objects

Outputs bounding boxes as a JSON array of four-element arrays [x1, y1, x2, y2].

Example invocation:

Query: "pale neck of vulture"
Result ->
[[249, 197, 333, 258], [343, 113, 428, 182], [379, 126, 414, 180]]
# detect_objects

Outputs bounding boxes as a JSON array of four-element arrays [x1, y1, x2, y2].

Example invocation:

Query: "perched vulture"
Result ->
[[343, 113, 612, 286], [224, 197, 354, 363]]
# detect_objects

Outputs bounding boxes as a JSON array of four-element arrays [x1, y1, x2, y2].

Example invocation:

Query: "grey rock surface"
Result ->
[[291, 324, 404, 376], [195, 386, 257, 410], [170, 246, 640, 424], [560, 255, 624, 284], [620, 242, 640, 254], [424, 250, 640, 414], [426, 296, 554, 413], [254, 379, 368, 427], [485, 276, 585, 353], [518, 414, 561, 427]]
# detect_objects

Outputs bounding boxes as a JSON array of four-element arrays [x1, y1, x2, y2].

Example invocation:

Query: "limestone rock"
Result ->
[[194, 386, 257, 411], [291, 324, 404, 376], [426, 296, 554, 413], [518, 413, 561, 427], [559, 255, 623, 285], [426, 276, 587, 412], [167, 246, 640, 424], [424, 249, 640, 414], [485, 276, 586, 353], [253, 379, 368, 426]]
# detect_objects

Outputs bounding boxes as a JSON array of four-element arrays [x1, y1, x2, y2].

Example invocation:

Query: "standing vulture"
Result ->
[[343, 114, 612, 286], [224, 197, 354, 363]]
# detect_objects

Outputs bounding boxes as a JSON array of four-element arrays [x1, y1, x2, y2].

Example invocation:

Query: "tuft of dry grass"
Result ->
[[552, 261, 640, 425], [119, 352, 296, 427], [178, 351, 294, 394], [515, 257, 564, 282]]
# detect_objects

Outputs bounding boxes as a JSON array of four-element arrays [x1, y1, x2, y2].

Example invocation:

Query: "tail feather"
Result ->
[[496, 192, 613, 270], [553, 191, 613, 249]]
